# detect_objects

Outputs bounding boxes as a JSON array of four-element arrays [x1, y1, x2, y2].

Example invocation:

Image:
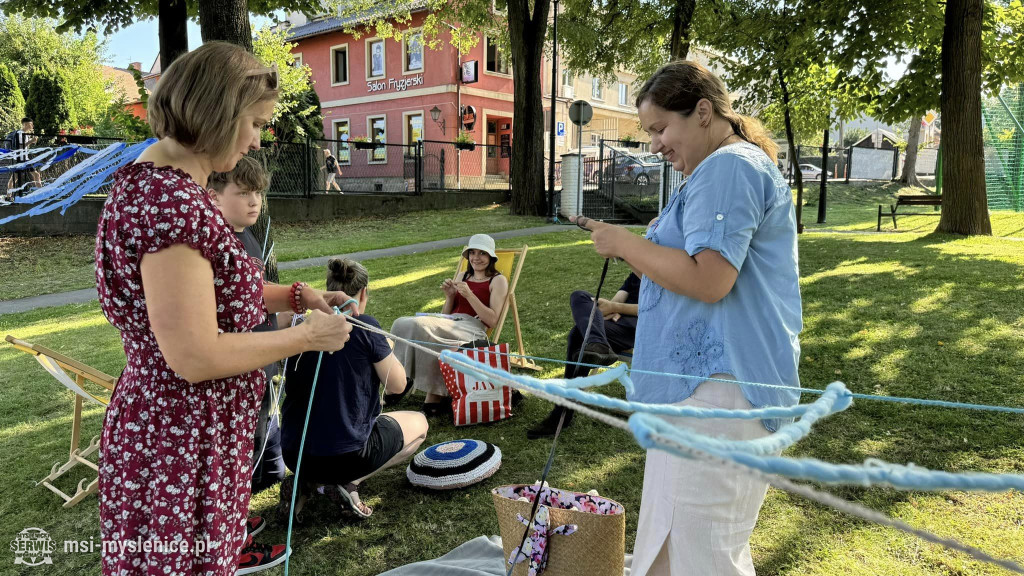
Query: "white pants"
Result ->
[[631, 376, 771, 576]]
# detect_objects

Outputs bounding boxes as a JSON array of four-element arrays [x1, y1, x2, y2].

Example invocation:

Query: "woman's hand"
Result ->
[[441, 279, 458, 298], [302, 309, 352, 352], [301, 288, 357, 314], [571, 215, 632, 260], [454, 281, 473, 298]]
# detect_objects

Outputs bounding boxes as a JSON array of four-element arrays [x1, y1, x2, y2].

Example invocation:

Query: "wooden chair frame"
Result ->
[[5, 335, 116, 508], [454, 245, 541, 371]]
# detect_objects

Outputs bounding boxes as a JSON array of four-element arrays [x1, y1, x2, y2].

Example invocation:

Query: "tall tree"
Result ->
[[0, 63, 26, 133], [898, 116, 925, 188], [198, 0, 252, 51], [937, 0, 989, 234], [24, 68, 75, 133]]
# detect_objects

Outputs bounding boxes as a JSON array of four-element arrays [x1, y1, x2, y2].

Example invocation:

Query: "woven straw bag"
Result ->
[[492, 484, 625, 576]]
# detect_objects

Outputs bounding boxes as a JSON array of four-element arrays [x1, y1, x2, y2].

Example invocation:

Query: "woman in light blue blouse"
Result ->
[[576, 61, 802, 576]]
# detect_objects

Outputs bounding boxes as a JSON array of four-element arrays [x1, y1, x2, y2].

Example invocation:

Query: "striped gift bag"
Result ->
[[439, 343, 514, 426]]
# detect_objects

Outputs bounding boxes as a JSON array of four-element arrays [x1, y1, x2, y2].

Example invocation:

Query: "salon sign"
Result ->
[[367, 75, 425, 93]]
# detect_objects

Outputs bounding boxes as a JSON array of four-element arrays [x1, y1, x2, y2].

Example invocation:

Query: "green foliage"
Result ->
[[843, 128, 871, 148], [0, 63, 26, 133], [455, 129, 475, 144], [253, 25, 323, 141], [93, 66, 152, 141], [0, 15, 111, 128], [24, 67, 75, 133]]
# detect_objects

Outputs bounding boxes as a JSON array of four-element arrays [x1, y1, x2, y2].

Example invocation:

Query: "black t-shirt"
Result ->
[[281, 314, 392, 456], [325, 155, 338, 172], [619, 273, 641, 305]]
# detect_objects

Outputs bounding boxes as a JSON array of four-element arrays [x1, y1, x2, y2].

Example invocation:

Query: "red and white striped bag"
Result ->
[[439, 343, 514, 426]]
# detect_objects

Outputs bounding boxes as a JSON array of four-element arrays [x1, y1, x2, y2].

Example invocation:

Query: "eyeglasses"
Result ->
[[245, 62, 279, 90]]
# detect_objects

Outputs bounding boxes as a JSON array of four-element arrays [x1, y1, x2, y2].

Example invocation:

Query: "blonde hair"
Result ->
[[208, 156, 270, 194], [635, 61, 777, 162], [148, 42, 279, 165]]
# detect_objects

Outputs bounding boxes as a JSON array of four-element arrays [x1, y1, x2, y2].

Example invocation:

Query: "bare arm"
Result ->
[[141, 244, 351, 383], [455, 275, 508, 328], [585, 221, 738, 304], [373, 353, 408, 394]]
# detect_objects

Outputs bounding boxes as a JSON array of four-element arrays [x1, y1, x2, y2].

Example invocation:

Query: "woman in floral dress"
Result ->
[[95, 42, 353, 576]]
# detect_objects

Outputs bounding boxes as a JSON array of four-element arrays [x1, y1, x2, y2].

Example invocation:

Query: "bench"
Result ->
[[877, 195, 942, 231]]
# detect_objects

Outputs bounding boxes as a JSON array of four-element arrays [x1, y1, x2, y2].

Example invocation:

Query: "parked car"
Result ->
[[604, 153, 662, 186], [799, 163, 824, 180]]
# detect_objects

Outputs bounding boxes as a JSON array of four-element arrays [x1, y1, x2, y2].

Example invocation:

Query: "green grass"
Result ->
[[2, 227, 1024, 575], [797, 181, 1024, 236], [0, 204, 546, 302]]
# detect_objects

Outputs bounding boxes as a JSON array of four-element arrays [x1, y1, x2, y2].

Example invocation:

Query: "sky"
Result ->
[[97, 15, 278, 70]]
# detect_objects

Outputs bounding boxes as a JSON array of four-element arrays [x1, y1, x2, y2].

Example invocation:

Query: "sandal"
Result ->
[[324, 483, 372, 518], [422, 401, 453, 418]]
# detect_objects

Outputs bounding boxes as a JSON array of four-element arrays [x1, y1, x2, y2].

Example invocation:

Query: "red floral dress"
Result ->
[[95, 163, 267, 575]]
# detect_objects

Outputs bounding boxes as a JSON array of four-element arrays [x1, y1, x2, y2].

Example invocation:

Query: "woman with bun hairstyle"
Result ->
[[391, 233, 509, 415], [280, 259, 428, 519]]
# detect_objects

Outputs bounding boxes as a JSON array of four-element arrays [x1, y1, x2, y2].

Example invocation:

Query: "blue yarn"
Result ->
[[406, 337, 1024, 416], [440, 350, 833, 421], [438, 349, 1024, 493]]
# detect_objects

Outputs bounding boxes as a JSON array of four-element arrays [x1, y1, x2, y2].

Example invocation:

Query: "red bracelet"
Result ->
[[289, 281, 307, 314]]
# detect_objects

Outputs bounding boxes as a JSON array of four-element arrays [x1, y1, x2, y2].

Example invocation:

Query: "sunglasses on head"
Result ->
[[245, 62, 279, 90]]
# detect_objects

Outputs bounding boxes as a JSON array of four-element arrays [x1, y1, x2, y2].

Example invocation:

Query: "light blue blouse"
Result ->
[[630, 142, 802, 431]]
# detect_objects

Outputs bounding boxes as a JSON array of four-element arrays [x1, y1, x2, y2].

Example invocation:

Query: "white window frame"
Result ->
[[403, 110, 424, 147], [618, 82, 629, 106], [329, 43, 349, 86], [366, 37, 386, 81], [367, 114, 388, 164], [332, 118, 351, 165], [483, 35, 511, 77], [561, 69, 575, 97], [591, 78, 603, 101], [402, 30, 424, 75], [293, 52, 303, 69]]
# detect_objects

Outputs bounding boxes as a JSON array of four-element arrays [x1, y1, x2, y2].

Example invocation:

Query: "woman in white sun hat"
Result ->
[[391, 234, 509, 416]]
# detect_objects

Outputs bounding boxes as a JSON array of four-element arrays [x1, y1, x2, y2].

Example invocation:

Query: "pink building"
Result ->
[[288, 10, 515, 187]]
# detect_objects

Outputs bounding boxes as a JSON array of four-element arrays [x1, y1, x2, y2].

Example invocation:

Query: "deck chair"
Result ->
[[454, 245, 541, 371], [5, 335, 117, 508]]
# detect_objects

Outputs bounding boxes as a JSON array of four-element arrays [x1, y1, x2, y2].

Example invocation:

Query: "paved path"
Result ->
[[0, 225, 574, 316]]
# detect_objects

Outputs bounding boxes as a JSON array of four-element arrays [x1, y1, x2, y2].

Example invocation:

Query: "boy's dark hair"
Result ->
[[21, 117, 31, 124], [208, 156, 270, 194]]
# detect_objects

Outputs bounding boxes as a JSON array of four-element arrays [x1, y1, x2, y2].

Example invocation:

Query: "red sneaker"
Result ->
[[236, 542, 289, 575], [245, 516, 266, 538]]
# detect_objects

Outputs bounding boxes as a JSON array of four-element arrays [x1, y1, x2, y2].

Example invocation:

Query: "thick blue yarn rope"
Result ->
[[283, 301, 358, 576], [395, 336, 1024, 416], [438, 350, 1024, 493]]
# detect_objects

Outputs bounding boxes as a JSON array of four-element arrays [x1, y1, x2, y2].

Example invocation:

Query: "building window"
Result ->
[[592, 78, 602, 100], [485, 36, 510, 75], [561, 69, 574, 97], [330, 45, 348, 85], [618, 82, 629, 106], [404, 32, 423, 73], [368, 115, 387, 162], [367, 38, 385, 79], [293, 53, 303, 69], [405, 113, 423, 146], [333, 120, 350, 164]]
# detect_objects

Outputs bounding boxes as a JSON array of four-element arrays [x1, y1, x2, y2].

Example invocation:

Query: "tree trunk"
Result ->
[[817, 126, 828, 223], [837, 120, 845, 178], [779, 68, 803, 233], [508, 0, 551, 215], [936, 0, 990, 235], [899, 116, 924, 187], [669, 0, 697, 60], [159, 0, 189, 69], [198, 0, 253, 52]]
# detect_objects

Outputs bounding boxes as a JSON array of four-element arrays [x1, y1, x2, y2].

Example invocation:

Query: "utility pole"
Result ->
[[547, 0, 560, 219]]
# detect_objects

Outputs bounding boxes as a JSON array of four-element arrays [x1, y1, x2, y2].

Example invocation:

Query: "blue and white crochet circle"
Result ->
[[420, 440, 486, 467]]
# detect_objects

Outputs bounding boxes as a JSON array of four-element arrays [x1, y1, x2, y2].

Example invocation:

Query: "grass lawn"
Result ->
[[0, 203, 546, 302], [2, 225, 1024, 575]]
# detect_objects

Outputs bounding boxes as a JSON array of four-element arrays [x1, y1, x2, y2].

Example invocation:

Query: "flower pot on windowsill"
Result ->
[[354, 141, 375, 150], [620, 140, 640, 149], [455, 142, 476, 151]]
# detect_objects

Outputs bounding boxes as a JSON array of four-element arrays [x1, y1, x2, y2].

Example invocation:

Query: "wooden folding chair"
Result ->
[[454, 245, 541, 371], [5, 335, 117, 508]]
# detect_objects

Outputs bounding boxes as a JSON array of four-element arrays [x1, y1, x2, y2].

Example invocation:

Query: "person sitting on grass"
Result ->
[[280, 258, 427, 520], [527, 272, 641, 439], [390, 234, 509, 417], [208, 156, 287, 494]]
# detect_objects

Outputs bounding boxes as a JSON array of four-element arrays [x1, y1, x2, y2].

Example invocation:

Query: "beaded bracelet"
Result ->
[[289, 281, 307, 314]]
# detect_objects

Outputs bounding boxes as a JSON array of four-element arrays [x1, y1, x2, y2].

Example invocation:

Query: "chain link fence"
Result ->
[[982, 85, 1024, 212]]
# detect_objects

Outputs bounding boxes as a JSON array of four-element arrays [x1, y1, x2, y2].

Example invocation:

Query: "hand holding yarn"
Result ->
[[302, 309, 351, 352], [320, 289, 359, 314], [441, 279, 458, 298], [454, 281, 473, 298]]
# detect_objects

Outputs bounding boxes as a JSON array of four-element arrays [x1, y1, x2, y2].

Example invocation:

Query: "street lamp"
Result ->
[[430, 105, 446, 135]]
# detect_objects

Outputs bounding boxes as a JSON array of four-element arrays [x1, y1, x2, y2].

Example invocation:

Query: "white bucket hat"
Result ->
[[464, 234, 497, 260]]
